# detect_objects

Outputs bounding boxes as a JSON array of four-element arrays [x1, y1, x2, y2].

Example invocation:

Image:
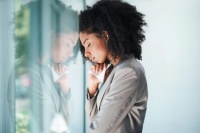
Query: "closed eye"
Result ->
[[66, 43, 70, 47], [87, 43, 91, 47]]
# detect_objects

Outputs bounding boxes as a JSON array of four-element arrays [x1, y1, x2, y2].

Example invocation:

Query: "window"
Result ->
[[1, 0, 86, 133]]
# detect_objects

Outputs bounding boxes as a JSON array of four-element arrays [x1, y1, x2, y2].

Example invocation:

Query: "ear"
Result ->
[[102, 31, 109, 41]]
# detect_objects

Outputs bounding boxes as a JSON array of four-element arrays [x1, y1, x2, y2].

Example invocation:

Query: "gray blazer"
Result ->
[[86, 56, 148, 133]]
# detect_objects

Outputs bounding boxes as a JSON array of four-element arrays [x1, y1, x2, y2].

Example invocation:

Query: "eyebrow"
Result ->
[[83, 39, 88, 45], [70, 39, 74, 45]]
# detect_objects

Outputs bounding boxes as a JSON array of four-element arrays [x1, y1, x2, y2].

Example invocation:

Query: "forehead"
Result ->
[[79, 32, 98, 43], [79, 32, 89, 41], [61, 32, 78, 40], [56, 32, 78, 45]]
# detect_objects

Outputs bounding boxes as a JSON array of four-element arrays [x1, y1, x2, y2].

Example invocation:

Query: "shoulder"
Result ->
[[114, 57, 145, 79]]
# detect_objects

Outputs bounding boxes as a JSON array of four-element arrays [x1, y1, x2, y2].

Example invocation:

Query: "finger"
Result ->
[[95, 64, 100, 74], [104, 63, 107, 69], [92, 64, 97, 74], [60, 64, 66, 74], [90, 65, 95, 72], [63, 65, 67, 72], [99, 64, 104, 74], [54, 63, 59, 74], [61, 64, 66, 73], [57, 64, 62, 74]]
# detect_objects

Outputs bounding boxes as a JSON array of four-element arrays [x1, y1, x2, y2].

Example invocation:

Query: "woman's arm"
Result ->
[[86, 63, 107, 120]]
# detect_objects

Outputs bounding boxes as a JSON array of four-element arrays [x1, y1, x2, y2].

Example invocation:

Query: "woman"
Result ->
[[79, 0, 148, 133]]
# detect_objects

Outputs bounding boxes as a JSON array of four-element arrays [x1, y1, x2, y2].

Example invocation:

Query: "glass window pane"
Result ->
[[13, 0, 85, 133]]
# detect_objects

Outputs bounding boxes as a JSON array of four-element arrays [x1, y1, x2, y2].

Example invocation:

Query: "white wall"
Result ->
[[128, 0, 200, 132]]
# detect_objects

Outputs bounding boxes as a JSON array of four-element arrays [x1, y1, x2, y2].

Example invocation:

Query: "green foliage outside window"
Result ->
[[15, 0, 30, 132], [15, 0, 30, 76], [16, 110, 30, 133]]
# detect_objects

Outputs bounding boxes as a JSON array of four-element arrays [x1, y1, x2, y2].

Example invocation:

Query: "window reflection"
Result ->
[[10, 0, 84, 133]]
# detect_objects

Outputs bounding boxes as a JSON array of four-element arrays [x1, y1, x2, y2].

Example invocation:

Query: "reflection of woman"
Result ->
[[27, 8, 79, 133], [29, 32, 78, 132], [50, 33, 78, 93], [79, 0, 148, 133]]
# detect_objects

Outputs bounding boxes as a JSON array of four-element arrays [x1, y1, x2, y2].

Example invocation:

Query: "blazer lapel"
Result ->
[[96, 55, 134, 111]]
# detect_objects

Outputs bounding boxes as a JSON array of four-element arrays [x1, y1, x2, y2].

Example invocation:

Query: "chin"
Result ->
[[98, 60, 106, 64]]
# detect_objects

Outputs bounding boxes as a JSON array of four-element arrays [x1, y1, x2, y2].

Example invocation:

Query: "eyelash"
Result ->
[[87, 43, 90, 47], [66, 43, 70, 47]]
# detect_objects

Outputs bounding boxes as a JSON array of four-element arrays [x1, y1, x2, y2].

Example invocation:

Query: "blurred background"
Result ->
[[0, 0, 200, 133]]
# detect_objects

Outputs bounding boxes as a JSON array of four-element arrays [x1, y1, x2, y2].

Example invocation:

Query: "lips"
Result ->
[[90, 57, 95, 62]]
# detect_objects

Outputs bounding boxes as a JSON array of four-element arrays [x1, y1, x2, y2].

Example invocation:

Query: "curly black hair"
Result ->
[[79, 0, 147, 61]]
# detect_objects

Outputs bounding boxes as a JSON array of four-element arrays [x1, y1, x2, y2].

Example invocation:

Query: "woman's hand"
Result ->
[[53, 63, 67, 75], [88, 63, 107, 97], [53, 63, 70, 94]]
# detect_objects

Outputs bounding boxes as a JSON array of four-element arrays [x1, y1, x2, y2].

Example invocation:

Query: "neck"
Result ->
[[107, 54, 122, 67], [40, 54, 50, 65]]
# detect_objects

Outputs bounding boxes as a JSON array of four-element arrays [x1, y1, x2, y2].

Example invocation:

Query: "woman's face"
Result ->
[[80, 32, 109, 64], [51, 33, 78, 63]]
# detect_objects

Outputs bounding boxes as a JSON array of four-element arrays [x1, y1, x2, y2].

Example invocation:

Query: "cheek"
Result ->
[[52, 49, 62, 61], [51, 49, 57, 58], [97, 44, 108, 56], [60, 49, 66, 56], [94, 46, 108, 62], [51, 52, 58, 63]]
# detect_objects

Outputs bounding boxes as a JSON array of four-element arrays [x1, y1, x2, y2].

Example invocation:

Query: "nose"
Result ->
[[84, 48, 90, 58], [67, 49, 74, 57]]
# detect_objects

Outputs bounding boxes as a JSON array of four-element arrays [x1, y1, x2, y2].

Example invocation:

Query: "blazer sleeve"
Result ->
[[86, 89, 99, 121], [89, 67, 140, 133], [59, 88, 72, 124]]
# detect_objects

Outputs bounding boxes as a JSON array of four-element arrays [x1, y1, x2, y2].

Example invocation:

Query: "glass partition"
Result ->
[[4, 0, 85, 133]]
